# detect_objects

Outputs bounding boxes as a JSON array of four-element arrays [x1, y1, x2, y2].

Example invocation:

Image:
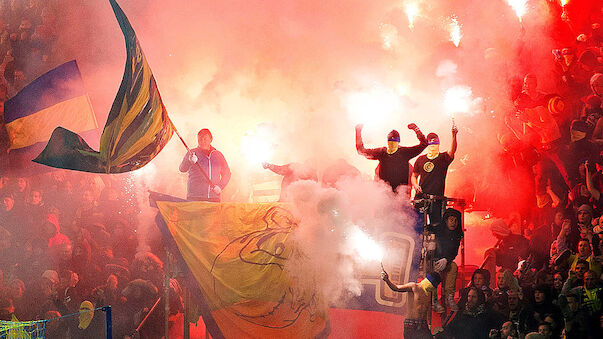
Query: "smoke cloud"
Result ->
[[28, 0, 571, 324]]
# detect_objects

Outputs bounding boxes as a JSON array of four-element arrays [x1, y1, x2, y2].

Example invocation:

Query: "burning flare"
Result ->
[[348, 225, 384, 262], [444, 85, 473, 117], [404, 2, 420, 29], [506, 0, 527, 22], [241, 125, 275, 166], [448, 16, 462, 47], [345, 86, 400, 126]]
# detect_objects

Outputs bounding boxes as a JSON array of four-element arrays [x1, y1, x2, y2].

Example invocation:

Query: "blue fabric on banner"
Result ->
[[4, 60, 86, 123]]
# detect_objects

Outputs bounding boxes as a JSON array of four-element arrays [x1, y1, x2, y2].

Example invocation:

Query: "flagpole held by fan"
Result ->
[[169, 119, 216, 188]]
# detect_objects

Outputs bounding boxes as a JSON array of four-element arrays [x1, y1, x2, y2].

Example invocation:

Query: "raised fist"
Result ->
[[262, 162, 270, 169], [355, 124, 364, 131], [407, 123, 418, 131]]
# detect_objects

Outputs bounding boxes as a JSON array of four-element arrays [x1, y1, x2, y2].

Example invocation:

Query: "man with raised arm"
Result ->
[[381, 269, 442, 339], [356, 123, 427, 194], [411, 122, 458, 225]]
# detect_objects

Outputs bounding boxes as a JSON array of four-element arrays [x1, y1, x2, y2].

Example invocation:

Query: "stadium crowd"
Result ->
[[0, 1, 603, 339], [431, 3, 603, 339]]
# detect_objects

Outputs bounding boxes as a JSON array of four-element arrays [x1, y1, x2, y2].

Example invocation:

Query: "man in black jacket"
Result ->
[[428, 208, 463, 312], [355, 123, 427, 195]]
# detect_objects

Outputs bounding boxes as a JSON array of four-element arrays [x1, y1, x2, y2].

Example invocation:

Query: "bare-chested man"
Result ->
[[381, 270, 441, 339]]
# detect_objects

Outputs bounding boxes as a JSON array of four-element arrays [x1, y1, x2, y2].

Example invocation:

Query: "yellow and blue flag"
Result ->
[[2, 60, 98, 172], [33, 0, 173, 173], [151, 193, 329, 339]]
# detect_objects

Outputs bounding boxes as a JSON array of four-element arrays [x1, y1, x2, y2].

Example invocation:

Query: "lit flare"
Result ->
[[506, 0, 527, 22], [444, 85, 473, 117], [241, 126, 274, 166], [404, 2, 420, 29], [448, 16, 462, 47], [349, 225, 384, 262]]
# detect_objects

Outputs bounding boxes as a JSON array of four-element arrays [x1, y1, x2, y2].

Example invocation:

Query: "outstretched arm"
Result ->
[[447, 124, 458, 159], [381, 271, 414, 292], [262, 163, 292, 176]]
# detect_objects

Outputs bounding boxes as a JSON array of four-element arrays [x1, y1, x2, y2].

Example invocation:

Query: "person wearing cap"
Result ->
[[355, 123, 427, 194], [411, 121, 457, 225], [179, 128, 231, 202], [381, 269, 442, 339]]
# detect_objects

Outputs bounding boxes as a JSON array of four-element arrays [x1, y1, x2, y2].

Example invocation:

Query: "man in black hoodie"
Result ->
[[428, 208, 464, 312]]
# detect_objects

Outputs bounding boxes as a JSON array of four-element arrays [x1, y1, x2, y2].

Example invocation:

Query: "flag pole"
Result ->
[[169, 119, 216, 187]]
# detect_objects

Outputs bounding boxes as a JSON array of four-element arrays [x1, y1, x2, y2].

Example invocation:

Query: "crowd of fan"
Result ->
[[1, 1, 603, 339], [434, 4, 603, 339], [0, 0, 58, 101], [0, 171, 182, 338], [0, 0, 60, 166]]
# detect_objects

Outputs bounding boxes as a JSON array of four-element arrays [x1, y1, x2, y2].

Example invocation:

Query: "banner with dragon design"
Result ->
[[154, 199, 329, 338]]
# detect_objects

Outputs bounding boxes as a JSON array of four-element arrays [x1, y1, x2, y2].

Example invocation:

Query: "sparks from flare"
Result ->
[[379, 23, 399, 50], [348, 225, 384, 262], [241, 125, 275, 166], [345, 86, 400, 126], [506, 0, 527, 22], [448, 16, 462, 47], [444, 85, 473, 117], [404, 2, 420, 29]]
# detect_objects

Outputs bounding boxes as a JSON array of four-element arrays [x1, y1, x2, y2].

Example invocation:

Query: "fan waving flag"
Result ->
[[2, 60, 98, 173], [33, 0, 174, 173], [153, 197, 329, 339]]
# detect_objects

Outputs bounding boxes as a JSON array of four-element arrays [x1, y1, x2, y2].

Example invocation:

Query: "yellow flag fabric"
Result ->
[[33, 0, 174, 173], [155, 201, 328, 338]]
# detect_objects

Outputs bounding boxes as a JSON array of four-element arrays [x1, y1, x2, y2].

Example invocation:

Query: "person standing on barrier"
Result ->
[[412, 122, 458, 225], [428, 208, 463, 313], [355, 123, 428, 195], [179, 128, 231, 202]]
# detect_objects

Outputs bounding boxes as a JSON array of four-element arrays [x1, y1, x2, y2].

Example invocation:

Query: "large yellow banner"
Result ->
[[156, 201, 328, 338]]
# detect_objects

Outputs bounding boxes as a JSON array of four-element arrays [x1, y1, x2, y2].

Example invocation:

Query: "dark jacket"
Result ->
[[495, 234, 530, 271], [356, 130, 427, 191], [428, 208, 463, 262], [445, 305, 496, 339]]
